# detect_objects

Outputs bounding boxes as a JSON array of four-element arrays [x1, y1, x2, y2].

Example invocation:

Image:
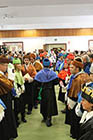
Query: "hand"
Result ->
[[59, 81, 64, 87], [65, 76, 70, 84], [68, 105, 71, 110], [25, 78, 28, 81]]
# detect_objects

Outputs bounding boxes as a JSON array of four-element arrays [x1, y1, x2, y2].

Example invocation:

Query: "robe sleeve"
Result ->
[[30, 65, 37, 78], [0, 74, 13, 91], [52, 78, 59, 85]]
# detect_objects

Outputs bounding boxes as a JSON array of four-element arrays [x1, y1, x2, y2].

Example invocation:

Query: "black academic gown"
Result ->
[[24, 81, 34, 105], [78, 117, 93, 140], [65, 98, 81, 139], [24, 81, 34, 111], [34, 78, 59, 118], [0, 92, 18, 140], [58, 79, 66, 103]]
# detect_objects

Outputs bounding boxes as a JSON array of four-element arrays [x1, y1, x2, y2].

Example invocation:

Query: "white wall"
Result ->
[[0, 36, 93, 53]]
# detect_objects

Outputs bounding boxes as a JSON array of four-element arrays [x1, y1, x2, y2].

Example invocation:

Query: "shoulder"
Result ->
[[50, 70, 57, 75], [81, 73, 90, 81], [29, 64, 35, 69], [0, 73, 3, 78], [76, 72, 88, 79], [21, 64, 25, 69], [50, 70, 58, 80], [0, 74, 5, 81], [35, 69, 43, 76]]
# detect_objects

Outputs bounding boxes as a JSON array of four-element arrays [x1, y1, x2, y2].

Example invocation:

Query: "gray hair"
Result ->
[[82, 55, 90, 62], [90, 63, 93, 74]]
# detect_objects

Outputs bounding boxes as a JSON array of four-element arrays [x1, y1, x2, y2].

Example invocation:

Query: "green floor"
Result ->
[[16, 86, 73, 140]]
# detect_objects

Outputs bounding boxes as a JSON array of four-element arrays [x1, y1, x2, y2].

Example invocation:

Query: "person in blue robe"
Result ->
[[34, 58, 59, 127], [55, 53, 64, 72]]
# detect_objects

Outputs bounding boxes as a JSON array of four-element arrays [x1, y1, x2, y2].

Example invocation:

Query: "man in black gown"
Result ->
[[34, 58, 59, 127]]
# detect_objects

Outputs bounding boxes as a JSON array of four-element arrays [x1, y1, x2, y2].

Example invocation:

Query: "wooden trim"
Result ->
[[0, 28, 93, 38]]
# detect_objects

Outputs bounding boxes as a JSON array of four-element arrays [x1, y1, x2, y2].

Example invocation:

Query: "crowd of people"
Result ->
[[0, 47, 93, 140]]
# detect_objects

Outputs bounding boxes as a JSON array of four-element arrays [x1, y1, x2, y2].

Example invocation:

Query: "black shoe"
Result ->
[[27, 111, 32, 115], [41, 118, 46, 123], [16, 122, 20, 127], [61, 108, 66, 113], [22, 118, 27, 123], [46, 119, 52, 127], [34, 105, 38, 109], [70, 134, 76, 139]]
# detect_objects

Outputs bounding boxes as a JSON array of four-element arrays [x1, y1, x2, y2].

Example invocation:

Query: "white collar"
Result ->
[[86, 82, 93, 86], [74, 71, 85, 78], [25, 63, 30, 68], [80, 111, 93, 124], [0, 71, 4, 75], [85, 111, 93, 122]]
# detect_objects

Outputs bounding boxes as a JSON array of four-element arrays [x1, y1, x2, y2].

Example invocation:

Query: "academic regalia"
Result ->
[[13, 58, 26, 125], [0, 99, 6, 122], [78, 117, 93, 140], [55, 60, 64, 72], [21, 63, 36, 79], [34, 68, 59, 123], [21, 63, 37, 112], [0, 72, 18, 140], [78, 86, 93, 140], [83, 62, 91, 75], [65, 72, 90, 139], [67, 72, 90, 98], [33, 60, 43, 72], [33, 60, 43, 108], [67, 53, 75, 60], [58, 69, 69, 103]]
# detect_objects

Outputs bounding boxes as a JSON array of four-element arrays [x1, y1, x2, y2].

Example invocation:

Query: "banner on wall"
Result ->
[[3, 42, 24, 52]]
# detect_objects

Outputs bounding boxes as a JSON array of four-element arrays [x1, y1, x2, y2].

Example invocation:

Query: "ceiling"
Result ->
[[0, 0, 93, 30], [0, 0, 93, 6]]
